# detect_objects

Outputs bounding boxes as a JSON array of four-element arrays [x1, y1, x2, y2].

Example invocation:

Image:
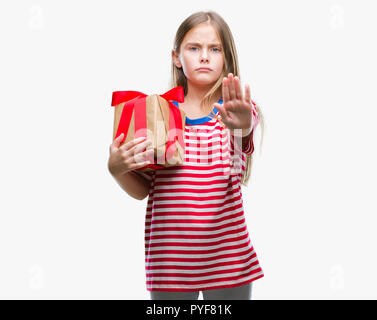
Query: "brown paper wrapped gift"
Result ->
[[111, 87, 186, 172]]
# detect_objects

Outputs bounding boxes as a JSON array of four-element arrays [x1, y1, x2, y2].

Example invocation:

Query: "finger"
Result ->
[[244, 84, 251, 104], [128, 138, 153, 159], [132, 148, 154, 165], [234, 76, 243, 100], [110, 133, 125, 152], [222, 77, 230, 103], [130, 159, 151, 171], [214, 102, 223, 116], [121, 135, 147, 151], [215, 102, 228, 119], [228, 73, 236, 100], [143, 146, 155, 163]]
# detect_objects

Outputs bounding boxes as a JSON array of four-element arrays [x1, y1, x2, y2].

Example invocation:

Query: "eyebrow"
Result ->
[[185, 42, 222, 47]]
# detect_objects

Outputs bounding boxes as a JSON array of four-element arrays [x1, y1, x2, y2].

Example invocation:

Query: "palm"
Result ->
[[214, 73, 253, 132]]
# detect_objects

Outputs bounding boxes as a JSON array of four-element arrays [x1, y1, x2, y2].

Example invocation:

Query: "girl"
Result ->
[[108, 10, 265, 300]]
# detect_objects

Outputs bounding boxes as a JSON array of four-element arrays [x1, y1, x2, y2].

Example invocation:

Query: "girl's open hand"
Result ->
[[214, 73, 253, 137]]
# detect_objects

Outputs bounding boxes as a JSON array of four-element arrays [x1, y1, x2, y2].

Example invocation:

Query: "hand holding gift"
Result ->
[[110, 86, 186, 172], [108, 134, 154, 177]]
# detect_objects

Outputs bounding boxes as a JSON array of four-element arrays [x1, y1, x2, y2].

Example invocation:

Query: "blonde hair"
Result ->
[[169, 10, 265, 186]]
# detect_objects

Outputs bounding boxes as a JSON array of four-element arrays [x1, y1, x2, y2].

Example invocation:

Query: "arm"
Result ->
[[111, 170, 151, 201], [108, 134, 154, 201]]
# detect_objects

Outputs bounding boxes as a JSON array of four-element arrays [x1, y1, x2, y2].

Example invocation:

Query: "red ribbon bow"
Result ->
[[111, 86, 185, 166]]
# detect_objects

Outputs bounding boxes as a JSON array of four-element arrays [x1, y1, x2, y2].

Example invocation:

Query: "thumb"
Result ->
[[214, 103, 226, 118]]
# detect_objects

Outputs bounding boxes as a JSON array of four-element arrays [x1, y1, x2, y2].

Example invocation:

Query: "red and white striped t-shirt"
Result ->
[[137, 98, 264, 292]]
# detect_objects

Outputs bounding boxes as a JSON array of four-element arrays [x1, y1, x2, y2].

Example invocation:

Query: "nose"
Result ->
[[200, 48, 209, 62]]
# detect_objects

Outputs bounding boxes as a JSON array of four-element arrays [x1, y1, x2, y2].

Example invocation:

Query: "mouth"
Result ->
[[196, 68, 212, 72]]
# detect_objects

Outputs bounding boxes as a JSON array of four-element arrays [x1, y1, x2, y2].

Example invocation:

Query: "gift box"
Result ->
[[111, 86, 186, 172]]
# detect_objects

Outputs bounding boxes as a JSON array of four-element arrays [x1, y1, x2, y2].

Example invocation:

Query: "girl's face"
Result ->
[[173, 23, 224, 89]]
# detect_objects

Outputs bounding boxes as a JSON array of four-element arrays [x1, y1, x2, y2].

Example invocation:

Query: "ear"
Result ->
[[172, 49, 182, 69]]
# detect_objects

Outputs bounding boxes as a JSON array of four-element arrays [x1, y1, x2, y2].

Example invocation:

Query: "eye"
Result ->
[[212, 47, 221, 52], [189, 46, 198, 51]]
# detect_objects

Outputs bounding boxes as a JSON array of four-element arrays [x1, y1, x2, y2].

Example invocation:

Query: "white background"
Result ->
[[0, 0, 376, 299]]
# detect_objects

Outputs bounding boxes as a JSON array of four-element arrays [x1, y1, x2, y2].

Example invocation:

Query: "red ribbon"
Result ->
[[111, 86, 185, 167]]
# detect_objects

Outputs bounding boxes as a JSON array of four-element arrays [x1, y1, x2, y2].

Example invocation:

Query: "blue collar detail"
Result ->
[[171, 98, 223, 125]]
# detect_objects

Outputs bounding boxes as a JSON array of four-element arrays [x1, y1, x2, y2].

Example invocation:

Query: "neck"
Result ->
[[184, 80, 221, 107]]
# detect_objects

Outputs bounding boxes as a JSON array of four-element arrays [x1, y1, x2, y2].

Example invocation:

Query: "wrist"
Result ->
[[109, 165, 130, 178], [229, 127, 252, 137]]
